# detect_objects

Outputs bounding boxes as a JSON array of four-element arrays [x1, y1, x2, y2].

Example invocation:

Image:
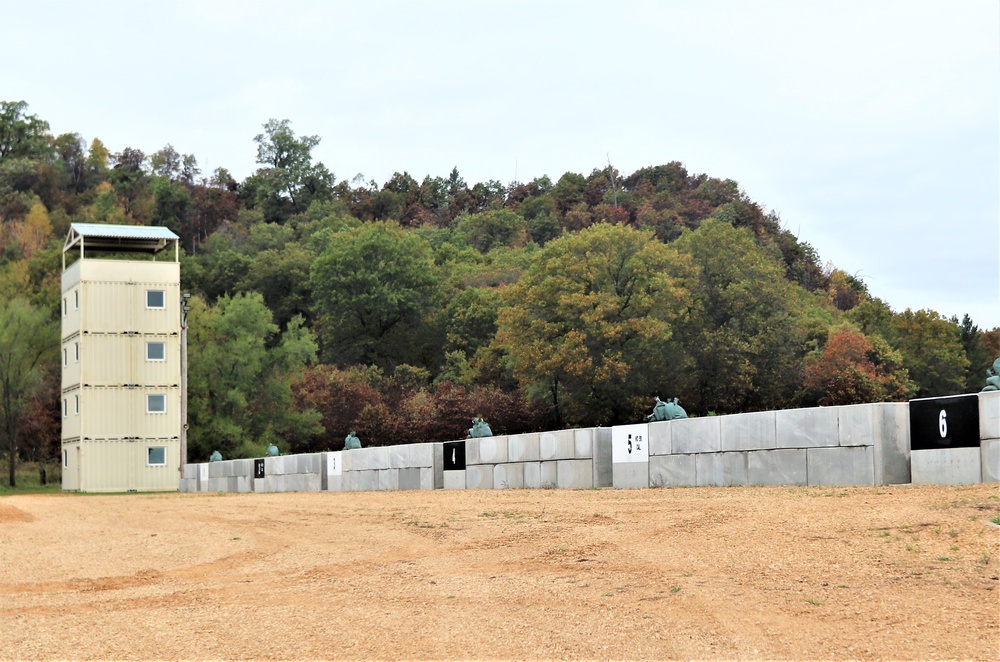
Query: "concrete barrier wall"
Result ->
[[182, 397, 997, 494]]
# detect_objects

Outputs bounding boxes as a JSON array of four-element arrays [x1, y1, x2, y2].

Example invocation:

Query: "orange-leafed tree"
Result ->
[[802, 327, 914, 406]]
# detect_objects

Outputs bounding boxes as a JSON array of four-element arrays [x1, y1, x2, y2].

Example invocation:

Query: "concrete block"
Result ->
[[524, 462, 558, 489], [388, 444, 414, 469], [721, 411, 776, 451], [253, 477, 268, 493], [695, 452, 748, 487], [236, 476, 252, 493], [508, 434, 540, 462], [227, 476, 239, 491], [613, 462, 649, 489], [671, 417, 721, 454], [433, 444, 444, 489], [650, 455, 696, 488], [221, 461, 235, 478], [874, 403, 910, 485], [911, 448, 982, 485], [378, 468, 399, 491], [466, 464, 494, 490], [540, 430, 576, 460], [297, 453, 322, 474], [369, 447, 391, 470], [807, 446, 874, 486], [557, 460, 594, 489], [354, 470, 378, 491], [612, 424, 650, 464], [981, 439, 1000, 483], [776, 407, 839, 449], [208, 461, 224, 478], [593, 428, 613, 488], [420, 467, 435, 490], [747, 449, 807, 486], [324, 452, 343, 476], [980, 391, 1000, 441], [838, 404, 875, 446], [574, 429, 594, 458], [398, 467, 420, 490], [263, 455, 282, 475], [407, 443, 436, 468], [478, 436, 509, 464], [237, 459, 255, 477], [465, 438, 481, 465], [183, 463, 199, 480], [648, 421, 671, 456], [495, 463, 524, 489], [443, 470, 466, 490], [326, 475, 343, 492]]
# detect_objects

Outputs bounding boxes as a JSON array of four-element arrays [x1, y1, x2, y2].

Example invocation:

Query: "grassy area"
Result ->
[[0, 461, 62, 495]]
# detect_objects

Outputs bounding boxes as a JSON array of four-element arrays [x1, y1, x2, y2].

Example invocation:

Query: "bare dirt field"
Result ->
[[1, 484, 998, 661]]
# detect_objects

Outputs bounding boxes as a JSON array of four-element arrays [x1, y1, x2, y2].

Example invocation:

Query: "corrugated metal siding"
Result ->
[[61, 388, 81, 439], [62, 441, 80, 491], [82, 387, 180, 439], [80, 334, 180, 386], [79, 438, 179, 492]]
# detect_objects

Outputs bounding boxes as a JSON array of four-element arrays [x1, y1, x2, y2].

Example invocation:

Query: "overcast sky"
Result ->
[[5, 0, 999, 328]]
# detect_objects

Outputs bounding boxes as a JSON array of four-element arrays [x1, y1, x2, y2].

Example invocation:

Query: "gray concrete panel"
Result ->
[[593, 428, 613, 488], [399, 467, 421, 490], [838, 404, 875, 446], [295, 454, 321, 474], [648, 421, 671, 456], [183, 464, 199, 480], [613, 462, 649, 489], [378, 468, 400, 491], [911, 448, 982, 485], [557, 460, 594, 489], [208, 461, 224, 478], [355, 470, 379, 491], [980, 391, 999, 440], [443, 470, 466, 490], [523, 462, 541, 489], [574, 429, 594, 458], [420, 467, 435, 490], [508, 434, 540, 462], [252, 477, 268, 493], [466, 464, 494, 489], [807, 446, 874, 486], [478, 436, 509, 464], [721, 411, 777, 451], [370, 447, 391, 471], [649, 455, 695, 488], [408, 443, 436, 468], [433, 444, 444, 489], [540, 430, 576, 460], [874, 403, 910, 485], [326, 475, 343, 492], [671, 417, 721, 454], [695, 452, 748, 487], [981, 439, 999, 483], [747, 449, 807, 486], [465, 438, 481, 465], [776, 407, 839, 449], [495, 463, 525, 489]]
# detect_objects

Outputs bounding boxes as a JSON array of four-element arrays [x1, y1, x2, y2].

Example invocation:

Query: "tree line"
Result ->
[[1, 100, 997, 471]]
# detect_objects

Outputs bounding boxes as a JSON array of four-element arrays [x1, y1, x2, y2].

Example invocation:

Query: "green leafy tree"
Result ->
[[672, 219, 812, 413], [247, 119, 334, 220], [890, 309, 969, 397], [310, 221, 442, 369], [0, 101, 51, 161], [187, 293, 321, 460], [955, 314, 993, 392], [451, 209, 528, 253], [0, 298, 57, 487], [495, 223, 694, 427]]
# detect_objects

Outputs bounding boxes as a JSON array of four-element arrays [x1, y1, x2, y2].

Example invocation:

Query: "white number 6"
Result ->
[[938, 410, 947, 438]]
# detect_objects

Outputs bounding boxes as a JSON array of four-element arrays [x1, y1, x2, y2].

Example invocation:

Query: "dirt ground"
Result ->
[[0, 484, 998, 661]]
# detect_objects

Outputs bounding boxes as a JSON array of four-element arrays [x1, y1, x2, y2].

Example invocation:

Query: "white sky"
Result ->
[[5, 0, 999, 328]]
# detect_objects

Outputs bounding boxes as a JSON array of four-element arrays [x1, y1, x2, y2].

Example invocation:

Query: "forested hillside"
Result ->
[[2, 101, 997, 463]]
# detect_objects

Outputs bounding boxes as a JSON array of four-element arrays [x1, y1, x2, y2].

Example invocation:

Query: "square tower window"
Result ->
[[147, 394, 166, 413], [147, 447, 166, 466], [146, 290, 165, 309], [146, 341, 166, 361]]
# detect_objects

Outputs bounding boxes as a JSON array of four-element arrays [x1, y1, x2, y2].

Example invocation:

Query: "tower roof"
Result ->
[[64, 223, 179, 256]]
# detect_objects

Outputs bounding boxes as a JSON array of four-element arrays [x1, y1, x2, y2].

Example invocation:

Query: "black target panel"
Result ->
[[443, 441, 466, 471], [909, 394, 980, 451]]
